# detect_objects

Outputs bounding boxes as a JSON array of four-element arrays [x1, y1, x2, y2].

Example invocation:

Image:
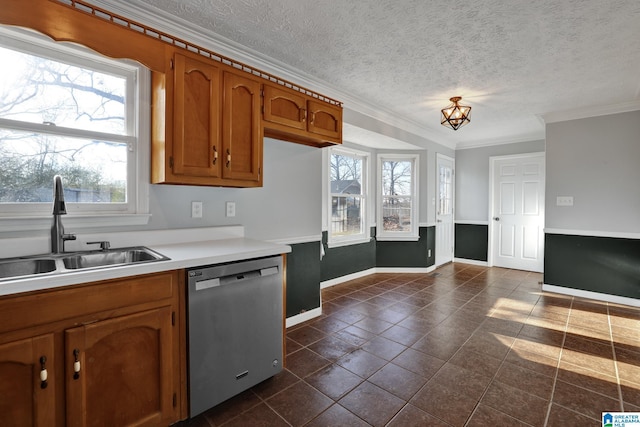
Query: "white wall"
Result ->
[[147, 137, 322, 242], [455, 140, 546, 222], [545, 110, 640, 234]]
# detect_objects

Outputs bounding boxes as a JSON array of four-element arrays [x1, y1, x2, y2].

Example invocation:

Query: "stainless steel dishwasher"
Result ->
[[186, 255, 283, 417]]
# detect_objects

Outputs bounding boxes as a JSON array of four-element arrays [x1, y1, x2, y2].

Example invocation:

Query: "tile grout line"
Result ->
[[606, 303, 625, 412], [542, 296, 572, 427]]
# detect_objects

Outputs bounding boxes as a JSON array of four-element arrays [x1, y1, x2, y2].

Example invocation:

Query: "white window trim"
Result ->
[[376, 153, 419, 241], [0, 26, 150, 232], [326, 146, 371, 248]]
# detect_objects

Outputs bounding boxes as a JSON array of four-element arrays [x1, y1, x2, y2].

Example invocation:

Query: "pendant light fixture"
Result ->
[[440, 96, 471, 130]]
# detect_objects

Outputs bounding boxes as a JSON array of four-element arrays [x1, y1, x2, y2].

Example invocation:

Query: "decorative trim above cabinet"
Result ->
[[1, 0, 342, 188], [2, 0, 342, 110]]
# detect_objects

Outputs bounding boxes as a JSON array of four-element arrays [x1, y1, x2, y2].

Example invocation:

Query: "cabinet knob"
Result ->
[[39, 356, 48, 389], [309, 111, 315, 125], [213, 146, 218, 165], [301, 108, 307, 122], [73, 349, 81, 380], [226, 149, 231, 168]]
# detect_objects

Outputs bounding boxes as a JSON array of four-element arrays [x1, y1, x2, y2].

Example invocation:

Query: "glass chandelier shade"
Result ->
[[441, 96, 471, 130]]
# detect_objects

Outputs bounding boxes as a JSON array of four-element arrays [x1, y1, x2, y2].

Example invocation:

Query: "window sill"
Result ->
[[375, 235, 420, 242], [327, 237, 373, 249], [0, 214, 152, 233]]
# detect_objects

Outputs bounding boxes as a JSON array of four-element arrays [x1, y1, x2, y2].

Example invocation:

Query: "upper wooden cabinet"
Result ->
[[152, 50, 262, 187], [222, 71, 262, 183], [171, 53, 222, 180], [262, 84, 342, 147]]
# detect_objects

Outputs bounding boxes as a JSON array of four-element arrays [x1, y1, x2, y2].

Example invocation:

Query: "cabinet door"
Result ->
[[65, 307, 175, 427], [307, 99, 342, 140], [262, 84, 307, 131], [222, 71, 262, 183], [173, 52, 221, 178], [0, 334, 55, 427]]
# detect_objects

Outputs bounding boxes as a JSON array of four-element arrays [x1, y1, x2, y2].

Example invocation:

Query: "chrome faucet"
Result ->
[[51, 175, 76, 253]]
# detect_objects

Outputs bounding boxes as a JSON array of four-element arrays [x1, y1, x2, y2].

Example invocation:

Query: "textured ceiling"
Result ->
[[130, 0, 640, 148]]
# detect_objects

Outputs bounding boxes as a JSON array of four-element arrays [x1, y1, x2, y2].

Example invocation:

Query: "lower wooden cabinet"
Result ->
[[0, 334, 55, 426], [65, 307, 174, 427], [0, 271, 185, 426]]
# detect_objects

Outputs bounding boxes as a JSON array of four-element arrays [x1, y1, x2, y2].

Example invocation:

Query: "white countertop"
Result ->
[[0, 227, 291, 297]]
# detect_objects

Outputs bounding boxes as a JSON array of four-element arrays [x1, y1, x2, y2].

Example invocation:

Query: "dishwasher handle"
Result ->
[[194, 266, 279, 291]]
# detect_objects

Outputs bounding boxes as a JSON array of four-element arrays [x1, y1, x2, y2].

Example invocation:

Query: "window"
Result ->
[[377, 154, 418, 240], [0, 27, 149, 230], [328, 147, 369, 246]]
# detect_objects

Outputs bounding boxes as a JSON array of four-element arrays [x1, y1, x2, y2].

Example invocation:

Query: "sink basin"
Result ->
[[0, 246, 169, 281], [62, 247, 168, 270], [0, 258, 57, 280]]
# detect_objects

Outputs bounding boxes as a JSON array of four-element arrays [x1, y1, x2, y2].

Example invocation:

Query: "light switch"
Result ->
[[556, 196, 574, 206]]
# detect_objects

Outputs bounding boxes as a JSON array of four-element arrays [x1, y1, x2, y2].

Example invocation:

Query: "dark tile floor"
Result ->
[[184, 263, 640, 426]]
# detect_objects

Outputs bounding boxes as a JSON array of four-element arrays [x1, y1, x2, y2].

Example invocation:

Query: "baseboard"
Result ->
[[542, 284, 640, 308], [454, 258, 488, 266], [320, 268, 377, 289], [320, 266, 436, 290], [285, 307, 322, 328], [375, 266, 436, 274]]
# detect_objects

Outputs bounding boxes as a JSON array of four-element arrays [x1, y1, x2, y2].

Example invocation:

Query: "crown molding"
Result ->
[[89, 0, 456, 151], [455, 131, 545, 150], [541, 100, 640, 124]]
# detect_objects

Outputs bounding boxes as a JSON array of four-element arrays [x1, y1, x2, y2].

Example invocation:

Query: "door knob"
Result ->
[[493, 217, 500, 221]]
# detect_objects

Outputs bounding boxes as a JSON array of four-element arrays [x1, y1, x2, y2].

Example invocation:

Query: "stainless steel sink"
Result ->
[[0, 246, 169, 281], [62, 247, 169, 270], [0, 258, 57, 280]]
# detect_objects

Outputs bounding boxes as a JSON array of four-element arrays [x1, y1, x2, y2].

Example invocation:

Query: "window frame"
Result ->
[[326, 146, 370, 248], [376, 153, 419, 241], [0, 26, 150, 232]]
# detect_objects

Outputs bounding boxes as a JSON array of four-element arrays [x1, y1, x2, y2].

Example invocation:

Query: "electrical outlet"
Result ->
[[226, 201, 236, 217], [428, 249, 432, 258], [191, 201, 203, 218], [556, 196, 574, 206]]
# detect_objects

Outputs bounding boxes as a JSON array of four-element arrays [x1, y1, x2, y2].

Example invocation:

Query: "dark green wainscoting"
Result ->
[[285, 241, 321, 317], [289, 226, 438, 319], [544, 233, 640, 299], [320, 229, 376, 282], [376, 226, 435, 268], [454, 223, 488, 262]]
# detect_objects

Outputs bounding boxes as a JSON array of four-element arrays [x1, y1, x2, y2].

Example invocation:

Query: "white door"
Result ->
[[490, 153, 545, 272], [436, 154, 454, 266]]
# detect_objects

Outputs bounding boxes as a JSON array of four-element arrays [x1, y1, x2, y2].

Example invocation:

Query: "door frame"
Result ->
[[435, 153, 455, 267], [487, 151, 545, 271]]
